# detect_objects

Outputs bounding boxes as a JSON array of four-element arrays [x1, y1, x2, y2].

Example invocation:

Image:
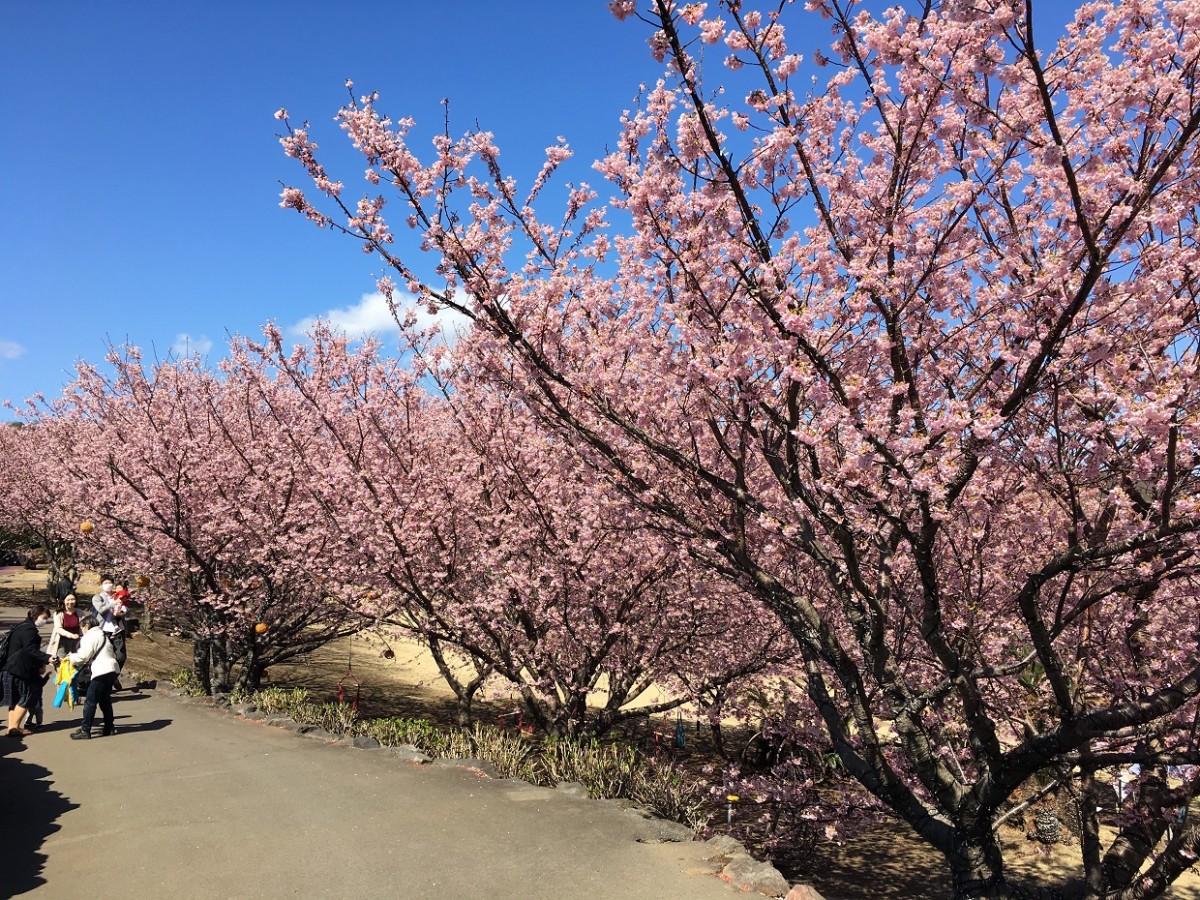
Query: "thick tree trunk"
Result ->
[[517, 686, 552, 734], [543, 691, 589, 738], [1101, 771, 1172, 895], [453, 691, 474, 726], [193, 638, 212, 694], [710, 722, 728, 760], [565, 691, 588, 736], [44, 537, 77, 598], [947, 827, 1016, 900], [234, 648, 265, 693], [210, 637, 231, 694]]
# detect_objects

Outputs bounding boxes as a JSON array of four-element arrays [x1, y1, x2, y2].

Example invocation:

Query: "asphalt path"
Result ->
[[0, 608, 746, 899]]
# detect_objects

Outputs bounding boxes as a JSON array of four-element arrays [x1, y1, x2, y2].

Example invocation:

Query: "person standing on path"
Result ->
[[66, 614, 120, 739], [47, 594, 82, 659], [92, 575, 127, 671], [50, 571, 75, 604], [2, 606, 51, 738]]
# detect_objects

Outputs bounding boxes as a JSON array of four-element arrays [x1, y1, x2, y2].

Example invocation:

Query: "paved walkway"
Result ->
[[0, 608, 749, 900]]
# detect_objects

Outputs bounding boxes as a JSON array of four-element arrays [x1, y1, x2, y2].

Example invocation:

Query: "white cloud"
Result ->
[[0, 340, 25, 360], [287, 290, 469, 344], [289, 291, 399, 339], [171, 333, 214, 357]]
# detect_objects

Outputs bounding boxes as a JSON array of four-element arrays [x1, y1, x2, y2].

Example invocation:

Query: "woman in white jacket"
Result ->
[[65, 613, 120, 739]]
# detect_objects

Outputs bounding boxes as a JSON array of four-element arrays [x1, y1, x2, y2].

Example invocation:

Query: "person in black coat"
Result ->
[[3, 606, 51, 738], [50, 573, 75, 604]]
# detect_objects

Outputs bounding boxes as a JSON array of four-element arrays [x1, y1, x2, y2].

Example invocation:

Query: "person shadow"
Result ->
[[31, 715, 172, 735], [0, 740, 79, 897], [106, 719, 171, 734]]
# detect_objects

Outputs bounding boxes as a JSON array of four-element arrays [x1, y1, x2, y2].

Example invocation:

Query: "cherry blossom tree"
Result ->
[[280, 0, 1200, 895], [0, 421, 82, 587], [23, 349, 366, 692], [237, 325, 791, 735]]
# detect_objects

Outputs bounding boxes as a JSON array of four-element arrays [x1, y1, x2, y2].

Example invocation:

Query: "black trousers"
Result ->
[[80, 671, 118, 733]]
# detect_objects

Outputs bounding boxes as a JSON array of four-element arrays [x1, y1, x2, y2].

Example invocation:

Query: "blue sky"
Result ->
[[0, 1, 1084, 418], [0, 1, 654, 416]]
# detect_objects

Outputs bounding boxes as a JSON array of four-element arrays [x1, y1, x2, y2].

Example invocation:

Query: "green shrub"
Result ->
[[253, 686, 310, 716], [421, 727, 475, 760], [228, 685, 253, 706], [359, 715, 441, 749], [170, 668, 206, 697], [467, 724, 542, 782], [539, 735, 702, 829], [542, 735, 641, 797], [630, 759, 707, 830], [310, 701, 359, 735]]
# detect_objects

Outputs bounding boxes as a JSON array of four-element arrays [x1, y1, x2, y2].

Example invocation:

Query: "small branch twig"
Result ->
[[993, 779, 1059, 832]]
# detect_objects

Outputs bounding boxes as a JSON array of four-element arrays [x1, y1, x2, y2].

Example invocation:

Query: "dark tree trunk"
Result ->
[[425, 637, 484, 726], [210, 637, 231, 693], [193, 638, 212, 694], [710, 722, 728, 760], [1101, 771, 1172, 895], [234, 647, 266, 693], [947, 825, 1016, 900]]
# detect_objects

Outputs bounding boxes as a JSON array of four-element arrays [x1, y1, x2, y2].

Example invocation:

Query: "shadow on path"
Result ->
[[0, 739, 78, 899], [106, 718, 171, 735]]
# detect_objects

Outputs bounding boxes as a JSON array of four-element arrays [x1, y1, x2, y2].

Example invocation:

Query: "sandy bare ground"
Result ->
[[4, 564, 1199, 898]]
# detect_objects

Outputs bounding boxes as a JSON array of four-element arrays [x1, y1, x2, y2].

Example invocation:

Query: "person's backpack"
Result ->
[[72, 630, 111, 691]]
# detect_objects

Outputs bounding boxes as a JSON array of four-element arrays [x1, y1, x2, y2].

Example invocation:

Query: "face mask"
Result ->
[[102, 582, 113, 593], [35, 618, 49, 627]]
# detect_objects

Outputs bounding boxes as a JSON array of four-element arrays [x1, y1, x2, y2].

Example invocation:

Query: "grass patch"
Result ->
[[169, 668, 207, 697]]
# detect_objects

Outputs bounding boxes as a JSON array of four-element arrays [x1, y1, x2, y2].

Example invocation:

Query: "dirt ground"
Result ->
[[5, 564, 1199, 898]]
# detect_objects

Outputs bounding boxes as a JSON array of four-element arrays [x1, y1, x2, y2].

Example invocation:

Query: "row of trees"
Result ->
[[0, 329, 789, 737], [266, 0, 1200, 896]]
